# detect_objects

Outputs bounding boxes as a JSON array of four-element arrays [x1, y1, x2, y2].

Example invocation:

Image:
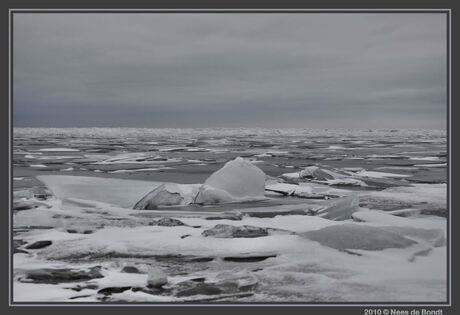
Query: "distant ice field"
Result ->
[[13, 128, 446, 186]]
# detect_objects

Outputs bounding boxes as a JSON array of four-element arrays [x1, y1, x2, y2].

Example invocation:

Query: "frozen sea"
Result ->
[[12, 128, 448, 303]]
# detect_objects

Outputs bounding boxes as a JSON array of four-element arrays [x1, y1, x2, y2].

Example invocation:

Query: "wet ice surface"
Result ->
[[12, 128, 447, 303]]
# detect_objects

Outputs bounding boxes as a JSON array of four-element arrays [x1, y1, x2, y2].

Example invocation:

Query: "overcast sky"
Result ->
[[13, 13, 447, 128]]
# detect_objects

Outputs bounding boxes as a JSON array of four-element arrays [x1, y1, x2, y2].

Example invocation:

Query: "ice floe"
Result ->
[[195, 157, 266, 204], [37, 175, 161, 208], [134, 183, 201, 209]]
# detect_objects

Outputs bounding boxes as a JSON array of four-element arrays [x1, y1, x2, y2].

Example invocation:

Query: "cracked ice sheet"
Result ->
[[15, 210, 343, 261], [19, 211, 442, 260], [32, 226, 301, 260], [255, 246, 446, 302], [14, 208, 447, 302], [12, 255, 182, 302]]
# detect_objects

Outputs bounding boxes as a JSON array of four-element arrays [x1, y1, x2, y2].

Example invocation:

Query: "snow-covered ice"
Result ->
[[12, 128, 447, 303]]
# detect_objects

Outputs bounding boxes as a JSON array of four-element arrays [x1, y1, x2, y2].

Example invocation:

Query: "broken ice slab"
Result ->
[[265, 182, 338, 199], [194, 157, 267, 204], [351, 209, 446, 229], [134, 183, 201, 210], [309, 196, 359, 220], [29, 186, 53, 200], [37, 175, 162, 208], [202, 224, 269, 238], [17, 266, 104, 284], [265, 181, 350, 198], [227, 196, 358, 220], [351, 210, 446, 247], [281, 166, 346, 182], [281, 165, 412, 189], [301, 224, 417, 251], [13, 200, 51, 211]]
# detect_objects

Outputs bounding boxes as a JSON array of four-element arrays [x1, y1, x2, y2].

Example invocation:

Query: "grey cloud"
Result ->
[[13, 13, 447, 128]]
